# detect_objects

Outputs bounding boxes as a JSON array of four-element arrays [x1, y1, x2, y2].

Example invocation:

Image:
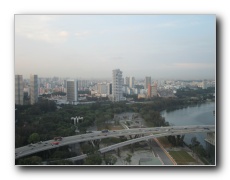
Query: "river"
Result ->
[[161, 102, 215, 147]]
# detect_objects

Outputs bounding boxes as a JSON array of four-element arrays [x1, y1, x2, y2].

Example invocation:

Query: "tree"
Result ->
[[167, 135, 176, 146], [50, 150, 77, 160], [81, 143, 94, 154], [28, 133, 40, 143], [18, 156, 42, 165], [48, 160, 74, 165], [84, 153, 102, 165], [124, 153, 132, 165], [190, 137, 207, 159], [104, 154, 117, 165], [191, 137, 200, 147], [178, 135, 185, 146], [195, 144, 207, 157], [190, 136, 201, 161]]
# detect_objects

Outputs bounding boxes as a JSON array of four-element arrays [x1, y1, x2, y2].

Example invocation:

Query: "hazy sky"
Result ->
[[15, 15, 215, 80]]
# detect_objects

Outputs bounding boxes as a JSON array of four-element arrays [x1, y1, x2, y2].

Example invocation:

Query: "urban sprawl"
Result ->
[[15, 69, 215, 106]]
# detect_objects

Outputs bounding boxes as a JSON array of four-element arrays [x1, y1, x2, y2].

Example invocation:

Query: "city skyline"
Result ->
[[15, 15, 216, 80]]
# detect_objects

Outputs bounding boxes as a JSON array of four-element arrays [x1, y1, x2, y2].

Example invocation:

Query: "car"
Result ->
[[51, 141, 60, 145], [101, 129, 109, 133]]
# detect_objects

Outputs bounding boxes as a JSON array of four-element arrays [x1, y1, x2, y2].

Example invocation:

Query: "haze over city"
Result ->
[[15, 15, 215, 80], [14, 14, 216, 166]]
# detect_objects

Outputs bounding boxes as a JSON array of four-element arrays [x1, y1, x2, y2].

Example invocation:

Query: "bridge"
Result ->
[[15, 125, 215, 160], [66, 127, 215, 162]]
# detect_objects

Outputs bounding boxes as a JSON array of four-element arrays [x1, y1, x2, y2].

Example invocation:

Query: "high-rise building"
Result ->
[[63, 79, 67, 93], [147, 84, 152, 98], [121, 78, 124, 85], [202, 80, 208, 89], [97, 83, 107, 95], [15, 75, 24, 105], [125, 77, 130, 86], [107, 83, 112, 95], [30, 74, 39, 105], [145, 76, 151, 89], [112, 69, 124, 102], [151, 83, 158, 97], [129, 76, 135, 88], [148, 83, 158, 97], [67, 80, 78, 104]]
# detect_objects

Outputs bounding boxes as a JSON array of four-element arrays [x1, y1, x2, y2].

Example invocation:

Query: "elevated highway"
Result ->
[[65, 128, 215, 162], [15, 125, 215, 159]]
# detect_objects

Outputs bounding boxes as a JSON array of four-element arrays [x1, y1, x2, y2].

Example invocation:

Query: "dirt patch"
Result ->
[[108, 125, 124, 130], [157, 137, 173, 148]]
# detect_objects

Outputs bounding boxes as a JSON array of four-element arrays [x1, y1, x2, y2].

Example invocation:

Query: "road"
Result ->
[[149, 138, 174, 165], [15, 125, 215, 159]]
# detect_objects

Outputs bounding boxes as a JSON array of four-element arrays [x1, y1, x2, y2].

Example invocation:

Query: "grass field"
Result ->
[[169, 150, 196, 165]]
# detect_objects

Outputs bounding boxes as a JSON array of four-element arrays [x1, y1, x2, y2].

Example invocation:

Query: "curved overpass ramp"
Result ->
[[99, 128, 215, 153], [66, 128, 215, 162]]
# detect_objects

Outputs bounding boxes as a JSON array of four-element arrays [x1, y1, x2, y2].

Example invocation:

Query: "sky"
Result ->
[[15, 15, 216, 80]]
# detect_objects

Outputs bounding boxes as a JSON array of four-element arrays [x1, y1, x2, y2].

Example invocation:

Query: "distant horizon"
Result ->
[[15, 15, 216, 80], [17, 73, 215, 82]]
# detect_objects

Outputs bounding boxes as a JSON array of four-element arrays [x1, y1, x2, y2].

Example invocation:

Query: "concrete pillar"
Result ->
[[131, 144, 134, 153], [91, 140, 95, 147], [117, 148, 120, 157]]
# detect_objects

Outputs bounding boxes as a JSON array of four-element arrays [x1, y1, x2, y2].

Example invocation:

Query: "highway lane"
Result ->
[[15, 125, 215, 159]]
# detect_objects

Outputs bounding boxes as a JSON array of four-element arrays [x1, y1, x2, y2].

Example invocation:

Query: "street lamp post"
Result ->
[[71, 116, 84, 125]]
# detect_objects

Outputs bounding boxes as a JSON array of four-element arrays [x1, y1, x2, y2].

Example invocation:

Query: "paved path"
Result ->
[[149, 139, 174, 165]]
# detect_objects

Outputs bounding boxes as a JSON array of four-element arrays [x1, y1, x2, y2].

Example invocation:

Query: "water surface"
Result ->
[[161, 102, 215, 147]]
